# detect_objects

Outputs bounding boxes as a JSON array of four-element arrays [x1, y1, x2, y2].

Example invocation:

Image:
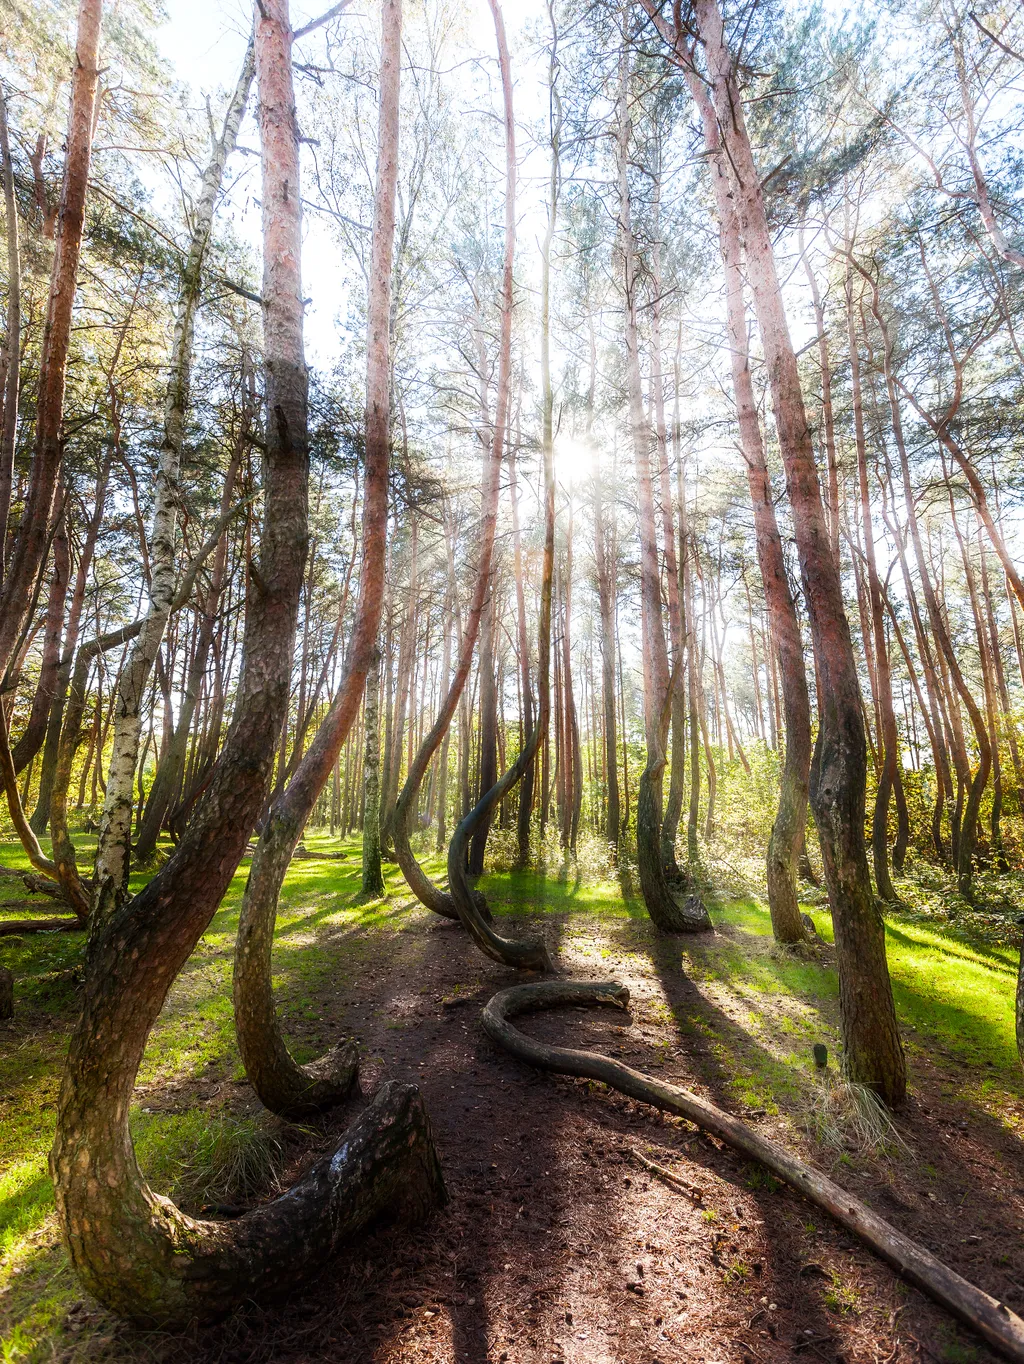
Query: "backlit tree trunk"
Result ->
[[0, 79, 20, 576], [691, 78, 810, 942], [0, 0, 101, 679], [615, 43, 708, 934], [686, 0, 905, 1100], [49, 1, 439, 1327], [234, 0, 402, 1118]]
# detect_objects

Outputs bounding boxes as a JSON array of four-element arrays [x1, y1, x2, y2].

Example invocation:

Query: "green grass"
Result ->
[[1, 829, 1022, 1359], [0, 830, 411, 1357], [707, 892, 1019, 1076]]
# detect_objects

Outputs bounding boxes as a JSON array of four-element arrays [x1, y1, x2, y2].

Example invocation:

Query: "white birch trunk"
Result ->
[[92, 39, 255, 919]]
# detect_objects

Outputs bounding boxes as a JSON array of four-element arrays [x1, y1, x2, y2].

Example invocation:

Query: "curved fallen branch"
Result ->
[[482, 979, 1024, 1364]]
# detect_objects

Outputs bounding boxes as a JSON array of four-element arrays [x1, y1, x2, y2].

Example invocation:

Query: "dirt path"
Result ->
[[58, 886, 1023, 1364]]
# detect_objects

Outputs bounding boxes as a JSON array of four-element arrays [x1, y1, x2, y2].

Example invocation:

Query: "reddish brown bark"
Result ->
[[690, 79, 810, 942], [234, 0, 402, 1116], [0, 0, 102, 679], [655, 0, 905, 1098]]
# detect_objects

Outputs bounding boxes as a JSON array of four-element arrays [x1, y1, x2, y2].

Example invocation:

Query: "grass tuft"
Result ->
[[131, 1109, 283, 1211], [807, 1076, 910, 1158]]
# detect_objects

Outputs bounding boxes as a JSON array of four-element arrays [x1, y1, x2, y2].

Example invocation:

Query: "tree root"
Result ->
[[481, 979, 1024, 1364], [54, 1078, 446, 1328]]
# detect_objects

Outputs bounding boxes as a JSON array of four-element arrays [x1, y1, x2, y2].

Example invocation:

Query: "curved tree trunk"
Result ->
[[233, 0, 401, 1118], [615, 44, 709, 934], [390, 0, 515, 915], [51, 0, 442, 1327], [445, 0, 554, 973]]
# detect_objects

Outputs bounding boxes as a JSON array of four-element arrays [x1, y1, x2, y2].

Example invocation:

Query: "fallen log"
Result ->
[[0, 917, 84, 936], [0, 865, 63, 898], [482, 979, 1024, 1364]]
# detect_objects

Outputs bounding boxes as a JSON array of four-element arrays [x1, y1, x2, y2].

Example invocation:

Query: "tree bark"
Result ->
[[0, 79, 20, 579], [615, 43, 708, 934], [91, 36, 254, 919], [234, 0, 401, 1118], [845, 263, 901, 904], [361, 644, 385, 896], [51, 0, 442, 1327], [683, 0, 905, 1099], [692, 81, 809, 941], [445, 0, 553, 972], [0, 0, 102, 680]]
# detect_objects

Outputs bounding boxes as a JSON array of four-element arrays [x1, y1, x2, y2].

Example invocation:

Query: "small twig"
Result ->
[[629, 1147, 704, 1200]]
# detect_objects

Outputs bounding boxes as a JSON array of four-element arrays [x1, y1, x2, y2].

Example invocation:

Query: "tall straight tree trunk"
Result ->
[[0, 0, 101, 680], [510, 443, 534, 866], [233, 0, 403, 1119], [13, 497, 69, 794], [91, 39, 254, 919], [651, 207, 686, 874], [0, 80, 20, 577], [846, 262, 901, 904], [361, 644, 385, 896], [692, 81, 810, 942], [864, 276, 988, 899], [593, 463, 620, 857], [469, 586, 498, 875], [49, 1, 440, 1328], [681, 0, 905, 1099]]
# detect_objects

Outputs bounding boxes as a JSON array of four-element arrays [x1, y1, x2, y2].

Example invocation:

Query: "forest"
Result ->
[[2, 0, 1024, 1358]]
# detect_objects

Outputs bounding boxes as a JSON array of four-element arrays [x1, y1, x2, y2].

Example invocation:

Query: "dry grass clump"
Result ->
[[807, 1075, 911, 1158]]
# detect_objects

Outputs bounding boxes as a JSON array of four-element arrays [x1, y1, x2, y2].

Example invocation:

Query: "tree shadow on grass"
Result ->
[[606, 906, 1024, 1354]]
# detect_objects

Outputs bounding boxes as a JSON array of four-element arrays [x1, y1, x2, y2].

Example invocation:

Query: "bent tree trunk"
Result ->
[[689, 0, 905, 1101], [391, 58, 512, 913], [446, 0, 552, 973], [233, 0, 401, 1119], [51, 0, 442, 1326], [615, 45, 708, 934], [692, 79, 809, 943]]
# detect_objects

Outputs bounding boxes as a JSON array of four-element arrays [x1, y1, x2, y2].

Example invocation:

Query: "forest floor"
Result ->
[[1, 834, 1024, 1364]]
